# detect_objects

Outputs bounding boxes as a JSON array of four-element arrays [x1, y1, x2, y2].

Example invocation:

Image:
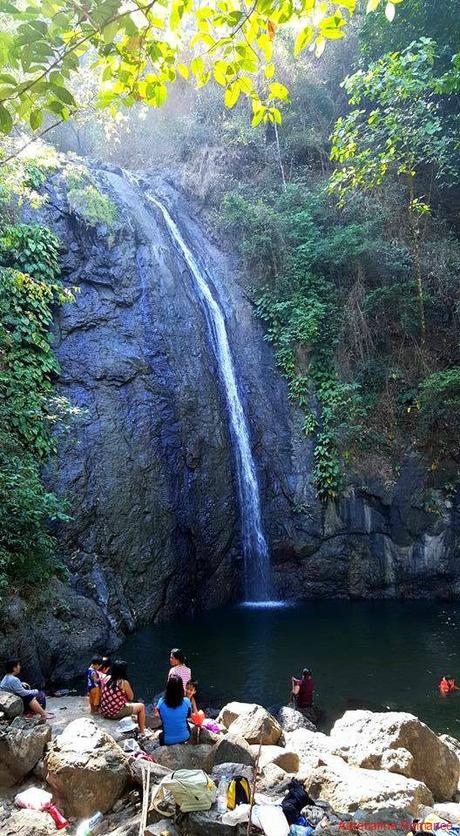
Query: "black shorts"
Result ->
[[22, 691, 46, 711]]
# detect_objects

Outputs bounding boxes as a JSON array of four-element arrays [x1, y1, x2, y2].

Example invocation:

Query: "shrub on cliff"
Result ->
[[0, 156, 73, 591]]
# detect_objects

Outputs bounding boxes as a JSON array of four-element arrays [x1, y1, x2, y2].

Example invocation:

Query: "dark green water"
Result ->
[[118, 600, 460, 735]]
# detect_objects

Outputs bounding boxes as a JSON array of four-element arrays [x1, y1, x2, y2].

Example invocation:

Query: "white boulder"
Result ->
[[44, 718, 129, 816], [331, 711, 460, 800]]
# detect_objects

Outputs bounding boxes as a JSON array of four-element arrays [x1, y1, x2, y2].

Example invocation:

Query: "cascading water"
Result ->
[[145, 194, 273, 603]]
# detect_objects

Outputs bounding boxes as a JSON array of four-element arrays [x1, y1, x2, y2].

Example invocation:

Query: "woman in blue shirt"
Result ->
[[157, 675, 191, 745]]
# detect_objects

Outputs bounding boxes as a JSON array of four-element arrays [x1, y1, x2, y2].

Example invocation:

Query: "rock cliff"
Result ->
[[1, 160, 457, 683]]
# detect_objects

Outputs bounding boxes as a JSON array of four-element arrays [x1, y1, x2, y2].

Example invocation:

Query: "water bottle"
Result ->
[[76, 811, 103, 836], [217, 777, 228, 813]]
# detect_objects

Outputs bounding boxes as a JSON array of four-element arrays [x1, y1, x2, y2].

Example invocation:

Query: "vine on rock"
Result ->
[[0, 154, 73, 592]]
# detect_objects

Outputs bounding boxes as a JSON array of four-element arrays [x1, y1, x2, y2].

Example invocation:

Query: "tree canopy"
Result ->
[[0, 0, 405, 138]]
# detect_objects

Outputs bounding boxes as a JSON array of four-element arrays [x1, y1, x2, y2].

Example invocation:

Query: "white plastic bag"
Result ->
[[221, 803, 289, 835], [253, 805, 290, 836], [122, 737, 141, 753], [221, 804, 250, 826], [15, 788, 53, 811]]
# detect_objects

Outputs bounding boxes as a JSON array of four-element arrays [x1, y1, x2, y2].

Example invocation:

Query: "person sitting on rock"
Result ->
[[100, 659, 146, 733], [157, 674, 192, 745], [291, 668, 314, 712], [186, 679, 206, 728], [0, 658, 53, 720], [185, 680, 199, 714], [86, 654, 103, 714], [168, 648, 191, 693]]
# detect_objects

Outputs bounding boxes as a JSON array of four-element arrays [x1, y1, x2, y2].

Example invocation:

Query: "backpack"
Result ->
[[227, 776, 251, 810], [151, 769, 217, 816]]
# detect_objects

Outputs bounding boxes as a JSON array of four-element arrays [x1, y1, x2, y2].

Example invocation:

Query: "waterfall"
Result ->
[[145, 194, 272, 602]]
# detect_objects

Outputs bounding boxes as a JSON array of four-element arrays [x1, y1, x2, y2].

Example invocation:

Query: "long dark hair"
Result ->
[[165, 675, 185, 708], [108, 659, 128, 689]]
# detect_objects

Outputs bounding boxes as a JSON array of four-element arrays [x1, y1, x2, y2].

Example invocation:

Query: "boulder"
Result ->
[[212, 762, 254, 783], [277, 706, 316, 734], [187, 810, 237, 836], [257, 762, 291, 797], [439, 735, 460, 759], [285, 728, 334, 767], [218, 702, 255, 729], [331, 711, 460, 801], [145, 713, 162, 731], [251, 745, 299, 773], [0, 692, 23, 723], [190, 725, 221, 745], [44, 718, 129, 816], [227, 705, 282, 746], [130, 759, 171, 787], [154, 744, 214, 772], [304, 754, 433, 814], [2, 809, 56, 836], [210, 734, 255, 768], [433, 803, 460, 824], [380, 748, 415, 775], [144, 821, 180, 836], [350, 808, 416, 836], [0, 718, 51, 787]]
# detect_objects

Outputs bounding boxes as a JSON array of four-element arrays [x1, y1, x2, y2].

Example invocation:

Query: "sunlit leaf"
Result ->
[[0, 102, 12, 132], [294, 26, 314, 56], [224, 81, 240, 108]]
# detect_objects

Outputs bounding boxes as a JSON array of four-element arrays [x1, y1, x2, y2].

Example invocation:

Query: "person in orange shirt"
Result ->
[[439, 675, 459, 695]]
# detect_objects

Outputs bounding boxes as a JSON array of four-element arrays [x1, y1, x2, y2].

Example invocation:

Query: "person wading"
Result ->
[[291, 668, 314, 712]]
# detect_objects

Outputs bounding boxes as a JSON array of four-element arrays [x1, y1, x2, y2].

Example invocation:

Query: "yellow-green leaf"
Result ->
[[224, 82, 240, 108], [102, 21, 118, 44], [269, 81, 289, 101], [177, 63, 189, 79], [294, 25, 314, 56], [191, 56, 204, 77], [366, 0, 381, 11], [29, 108, 43, 130]]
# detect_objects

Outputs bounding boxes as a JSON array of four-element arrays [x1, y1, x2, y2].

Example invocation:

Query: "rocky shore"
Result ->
[[2, 694, 460, 836]]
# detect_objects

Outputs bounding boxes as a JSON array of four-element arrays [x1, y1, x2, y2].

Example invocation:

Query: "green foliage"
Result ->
[[360, 0, 460, 67], [0, 224, 60, 282], [0, 159, 72, 591], [417, 368, 460, 459], [0, 441, 66, 588], [62, 164, 117, 227], [0, 0, 405, 138], [67, 184, 117, 228], [329, 39, 459, 203], [222, 183, 373, 500]]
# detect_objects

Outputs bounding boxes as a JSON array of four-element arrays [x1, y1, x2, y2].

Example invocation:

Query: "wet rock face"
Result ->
[[275, 455, 460, 602], [9, 162, 458, 682]]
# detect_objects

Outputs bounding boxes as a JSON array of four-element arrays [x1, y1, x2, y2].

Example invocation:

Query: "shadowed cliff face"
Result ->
[[2, 160, 458, 684]]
